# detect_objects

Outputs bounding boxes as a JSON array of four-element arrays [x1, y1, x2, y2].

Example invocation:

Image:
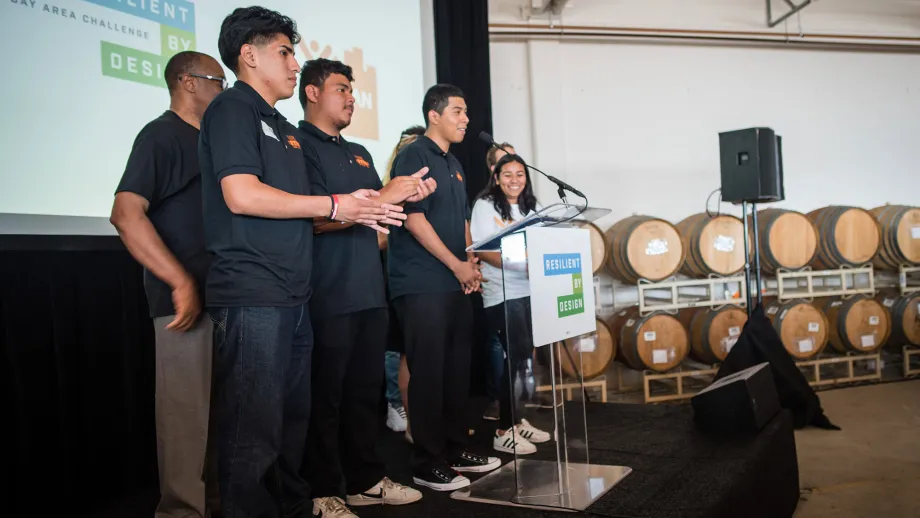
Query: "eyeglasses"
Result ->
[[186, 73, 228, 90]]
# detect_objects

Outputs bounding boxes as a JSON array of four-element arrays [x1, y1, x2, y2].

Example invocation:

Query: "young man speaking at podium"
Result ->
[[387, 84, 501, 491]]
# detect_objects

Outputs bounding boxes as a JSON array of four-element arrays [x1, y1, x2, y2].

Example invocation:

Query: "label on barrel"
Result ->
[[808, 322, 820, 332], [645, 239, 668, 256], [713, 235, 735, 253], [578, 337, 596, 353], [728, 326, 741, 337], [869, 316, 880, 326], [652, 349, 668, 364], [767, 306, 779, 315], [721, 336, 739, 352], [883, 298, 895, 307], [625, 318, 635, 327], [861, 334, 875, 348], [911, 226, 920, 239], [798, 338, 814, 353], [644, 331, 657, 341], [831, 301, 843, 307]]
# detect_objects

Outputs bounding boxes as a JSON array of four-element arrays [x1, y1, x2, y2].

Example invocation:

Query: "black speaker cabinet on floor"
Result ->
[[719, 127, 785, 204], [692, 362, 781, 434]]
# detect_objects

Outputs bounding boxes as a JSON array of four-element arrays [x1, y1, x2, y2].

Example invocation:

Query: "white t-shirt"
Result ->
[[470, 198, 541, 308]]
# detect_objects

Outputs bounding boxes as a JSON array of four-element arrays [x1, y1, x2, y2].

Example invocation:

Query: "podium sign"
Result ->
[[526, 226, 597, 347], [454, 203, 631, 512]]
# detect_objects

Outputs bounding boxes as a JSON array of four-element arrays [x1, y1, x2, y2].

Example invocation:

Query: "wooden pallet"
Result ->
[[904, 346, 920, 378], [640, 366, 719, 403], [796, 352, 882, 387], [535, 377, 608, 403]]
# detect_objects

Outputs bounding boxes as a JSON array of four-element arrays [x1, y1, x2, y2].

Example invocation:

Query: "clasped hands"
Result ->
[[334, 167, 436, 233], [453, 255, 485, 294]]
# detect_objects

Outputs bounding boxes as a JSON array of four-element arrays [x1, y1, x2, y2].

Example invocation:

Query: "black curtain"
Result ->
[[433, 0, 495, 400], [433, 0, 494, 202], [1, 240, 157, 516]]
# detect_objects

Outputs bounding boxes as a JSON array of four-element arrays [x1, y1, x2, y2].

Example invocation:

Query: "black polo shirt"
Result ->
[[198, 80, 314, 307], [296, 121, 387, 319], [387, 135, 471, 299], [115, 110, 211, 319]]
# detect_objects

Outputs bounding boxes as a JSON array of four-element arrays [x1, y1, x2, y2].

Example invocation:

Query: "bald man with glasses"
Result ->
[[110, 50, 227, 518]]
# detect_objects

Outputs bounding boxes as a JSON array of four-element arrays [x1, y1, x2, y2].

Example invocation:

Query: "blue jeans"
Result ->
[[384, 351, 402, 408], [209, 305, 313, 518], [486, 328, 504, 401]]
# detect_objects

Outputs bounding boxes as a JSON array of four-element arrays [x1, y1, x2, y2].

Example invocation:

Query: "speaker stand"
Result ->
[[741, 201, 765, 318]]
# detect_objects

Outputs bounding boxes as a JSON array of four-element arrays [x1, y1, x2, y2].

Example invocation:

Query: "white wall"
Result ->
[[489, 1, 920, 231]]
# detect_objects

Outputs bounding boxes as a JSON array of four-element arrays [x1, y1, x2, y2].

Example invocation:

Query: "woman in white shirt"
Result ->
[[470, 153, 551, 455]]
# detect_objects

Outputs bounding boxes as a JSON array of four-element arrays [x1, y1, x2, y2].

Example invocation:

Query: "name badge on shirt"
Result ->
[[261, 120, 279, 141]]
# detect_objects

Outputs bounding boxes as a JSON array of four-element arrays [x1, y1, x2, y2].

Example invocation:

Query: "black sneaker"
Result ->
[[482, 400, 500, 421], [411, 464, 470, 492], [449, 451, 502, 473]]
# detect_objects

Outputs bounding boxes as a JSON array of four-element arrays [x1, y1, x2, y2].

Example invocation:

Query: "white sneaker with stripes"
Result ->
[[493, 428, 537, 454], [516, 419, 551, 444]]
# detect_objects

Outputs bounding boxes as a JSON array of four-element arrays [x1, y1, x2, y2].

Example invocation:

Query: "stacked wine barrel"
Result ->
[[606, 306, 690, 373], [675, 213, 749, 277], [763, 299, 829, 360], [677, 306, 748, 364], [870, 205, 920, 270], [560, 318, 617, 380], [603, 215, 686, 284], [753, 208, 819, 274], [876, 292, 920, 347], [807, 206, 882, 269], [815, 295, 891, 354]]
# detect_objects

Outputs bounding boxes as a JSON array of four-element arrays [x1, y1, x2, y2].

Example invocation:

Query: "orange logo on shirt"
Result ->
[[456, 172, 463, 182], [286, 135, 301, 149], [355, 155, 370, 168]]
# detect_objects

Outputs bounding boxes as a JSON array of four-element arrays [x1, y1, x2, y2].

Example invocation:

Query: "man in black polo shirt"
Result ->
[[198, 8, 406, 518], [388, 84, 501, 491], [111, 50, 224, 518], [295, 58, 434, 517]]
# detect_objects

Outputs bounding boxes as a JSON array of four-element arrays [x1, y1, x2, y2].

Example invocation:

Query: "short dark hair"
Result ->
[[401, 125, 425, 138], [218, 6, 300, 73], [422, 84, 464, 127], [164, 51, 207, 93], [298, 58, 354, 109]]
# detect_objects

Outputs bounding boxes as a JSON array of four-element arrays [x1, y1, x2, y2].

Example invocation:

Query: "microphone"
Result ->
[[479, 131, 586, 200]]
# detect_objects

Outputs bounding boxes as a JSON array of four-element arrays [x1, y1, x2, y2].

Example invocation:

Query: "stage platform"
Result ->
[[88, 401, 799, 518]]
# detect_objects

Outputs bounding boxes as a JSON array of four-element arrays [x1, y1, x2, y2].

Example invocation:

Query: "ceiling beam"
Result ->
[[767, 0, 812, 28]]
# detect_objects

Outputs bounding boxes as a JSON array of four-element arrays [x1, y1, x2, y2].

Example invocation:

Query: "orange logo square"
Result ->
[[456, 172, 463, 182], [355, 155, 370, 168], [286, 135, 301, 149]]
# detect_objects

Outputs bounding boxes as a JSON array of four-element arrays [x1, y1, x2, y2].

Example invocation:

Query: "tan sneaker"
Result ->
[[346, 477, 422, 506]]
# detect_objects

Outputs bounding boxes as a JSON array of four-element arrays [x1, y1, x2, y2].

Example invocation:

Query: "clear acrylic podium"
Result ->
[[452, 203, 631, 512]]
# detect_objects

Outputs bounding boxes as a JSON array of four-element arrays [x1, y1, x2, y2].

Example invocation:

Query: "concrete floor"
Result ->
[[794, 379, 920, 518]]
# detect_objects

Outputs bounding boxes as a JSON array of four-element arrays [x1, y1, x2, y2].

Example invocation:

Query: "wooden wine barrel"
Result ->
[[870, 205, 920, 270], [754, 208, 818, 274], [678, 306, 748, 364], [608, 306, 689, 373], [764, 299, 829, 359], [604, 215, 685, 285], [807, 206, 881, 269], [876, 292, 920, 346], [560, 318, 617, 379], [574, 220, 609, 275], [676, 213, 749, 278], [819, 296, 891, 354]]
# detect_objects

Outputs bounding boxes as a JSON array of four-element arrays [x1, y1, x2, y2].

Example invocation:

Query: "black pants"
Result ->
[[301, 308, 388, 497], [484, 297, 535, 430], [392, 291, 472, 472]]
